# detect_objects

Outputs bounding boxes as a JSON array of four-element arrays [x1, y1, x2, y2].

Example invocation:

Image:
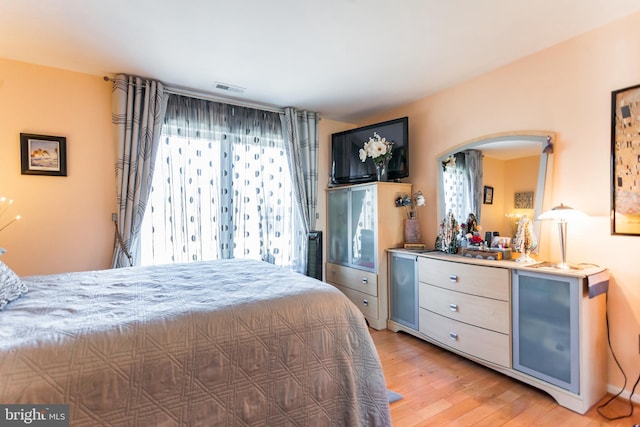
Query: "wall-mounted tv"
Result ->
[[330, 116, 409, 186]]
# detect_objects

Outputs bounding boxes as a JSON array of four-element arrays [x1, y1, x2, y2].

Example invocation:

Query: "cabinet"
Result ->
[[326, 182, 411, 330], [387, 250, 608, 414], [512, 269, 580, 393], [388, 252, 418, 330]]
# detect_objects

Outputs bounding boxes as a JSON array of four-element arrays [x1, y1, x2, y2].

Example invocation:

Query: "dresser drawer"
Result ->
[[326, 262, 378, 296], [419, 309, 510, 368], [333, 284, 380, 320], [419, 283, 510, 334], [418, 257, 509, 301]]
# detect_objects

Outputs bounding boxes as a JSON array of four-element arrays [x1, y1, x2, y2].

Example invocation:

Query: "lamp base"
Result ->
[[542, 262, 582, 270], [554, 262, 581, 270], [527, 261, 584, 271]]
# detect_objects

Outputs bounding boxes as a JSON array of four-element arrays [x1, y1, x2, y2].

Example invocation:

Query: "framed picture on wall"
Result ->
[[611, 83, 640, 235], [514, 191, 534, 209], [483, 186, 494, 205], [20, 133, 67, 176]]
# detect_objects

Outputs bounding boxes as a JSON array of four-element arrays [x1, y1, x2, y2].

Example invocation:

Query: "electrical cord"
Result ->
[[596, 292, 640, 421]]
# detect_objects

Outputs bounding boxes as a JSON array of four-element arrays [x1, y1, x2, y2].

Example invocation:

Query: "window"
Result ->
[[441, 150, 483, 224], [140, 95, 303, 269]]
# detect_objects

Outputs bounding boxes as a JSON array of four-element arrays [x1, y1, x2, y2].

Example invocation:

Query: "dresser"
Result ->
[[326, 182, 411, 330], [387, 249, 608, 414]]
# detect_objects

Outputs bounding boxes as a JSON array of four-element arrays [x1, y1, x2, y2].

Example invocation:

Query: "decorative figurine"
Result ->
[[513, 215, 538, 263]]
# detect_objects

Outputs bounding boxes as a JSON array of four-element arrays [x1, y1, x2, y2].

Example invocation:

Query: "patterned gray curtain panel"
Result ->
[[282, 108, 319, 230], [281, 108, 319, 275], [464, 149, 483, 223], [111, 75, 168, 268]]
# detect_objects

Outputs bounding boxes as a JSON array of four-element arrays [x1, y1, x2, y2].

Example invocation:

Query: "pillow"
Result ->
[[0, 260, 28, 310]]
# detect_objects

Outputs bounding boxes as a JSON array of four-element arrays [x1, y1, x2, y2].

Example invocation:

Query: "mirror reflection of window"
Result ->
[[442, 150, 483, 224], [351, 188, 375, 267]]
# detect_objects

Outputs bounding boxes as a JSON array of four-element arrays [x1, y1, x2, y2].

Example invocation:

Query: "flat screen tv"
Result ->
[[330, 117, 409, 185]]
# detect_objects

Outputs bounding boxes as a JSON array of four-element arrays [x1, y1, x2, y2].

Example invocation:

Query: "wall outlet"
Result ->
[[111, 213, 117, 222]]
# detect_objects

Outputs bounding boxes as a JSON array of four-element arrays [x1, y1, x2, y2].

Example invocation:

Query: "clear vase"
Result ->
[[375, 157, 388, 181]]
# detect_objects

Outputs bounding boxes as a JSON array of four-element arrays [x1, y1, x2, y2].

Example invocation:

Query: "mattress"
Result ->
[[0, 259, 390, 426]]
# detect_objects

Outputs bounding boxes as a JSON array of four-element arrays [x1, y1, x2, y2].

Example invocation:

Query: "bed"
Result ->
[[0, 259, 391, 426]]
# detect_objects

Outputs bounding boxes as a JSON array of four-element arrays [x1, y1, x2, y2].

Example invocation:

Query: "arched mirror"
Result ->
[[437, 131, 555, 255]]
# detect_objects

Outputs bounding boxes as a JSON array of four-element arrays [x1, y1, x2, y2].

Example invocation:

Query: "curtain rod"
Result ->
[[104, 75, 285, 115]]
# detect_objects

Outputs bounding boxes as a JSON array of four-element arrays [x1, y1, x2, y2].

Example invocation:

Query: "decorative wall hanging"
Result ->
[[611, 83, 640, 235], [20, 133, 67, 176], [514, 191, 534, 209]]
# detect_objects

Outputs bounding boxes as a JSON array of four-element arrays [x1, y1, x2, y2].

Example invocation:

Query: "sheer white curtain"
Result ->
[[141, 95, 303, 270], [442, 150, 483, 224]]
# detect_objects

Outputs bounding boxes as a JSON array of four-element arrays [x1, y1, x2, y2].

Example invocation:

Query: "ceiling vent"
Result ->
[[214, 82, 246, 94]]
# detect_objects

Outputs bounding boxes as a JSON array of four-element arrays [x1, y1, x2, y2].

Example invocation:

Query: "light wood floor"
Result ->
[[370, 328, 640, 426]]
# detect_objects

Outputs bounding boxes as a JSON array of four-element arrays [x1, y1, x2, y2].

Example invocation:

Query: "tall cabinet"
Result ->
[[326, 182, 411, 330]]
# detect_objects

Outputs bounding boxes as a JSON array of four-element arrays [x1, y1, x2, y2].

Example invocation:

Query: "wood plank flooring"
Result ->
[[370, 328, 640, 426]]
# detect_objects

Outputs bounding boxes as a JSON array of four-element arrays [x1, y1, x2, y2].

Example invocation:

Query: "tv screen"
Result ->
[[331, 117, 409, 185]]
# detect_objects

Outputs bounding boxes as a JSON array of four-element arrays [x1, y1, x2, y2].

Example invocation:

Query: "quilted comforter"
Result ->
[[0, 259, 391, 426]]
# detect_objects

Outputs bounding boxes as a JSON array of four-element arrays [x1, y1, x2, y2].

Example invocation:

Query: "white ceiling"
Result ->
[[1, 0, 639, 123]]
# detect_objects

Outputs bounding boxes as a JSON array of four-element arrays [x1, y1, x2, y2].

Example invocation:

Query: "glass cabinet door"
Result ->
[[350, 186, 377, 270], [389, 252, 418, 330], [512, 270, 579, 393], [328, 189, 349, 265]]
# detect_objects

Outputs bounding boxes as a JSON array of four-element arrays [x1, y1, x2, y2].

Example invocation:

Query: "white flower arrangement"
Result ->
[[359, 132, 393, 165]]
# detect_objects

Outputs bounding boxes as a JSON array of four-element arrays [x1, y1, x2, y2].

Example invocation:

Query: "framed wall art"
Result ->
[[611, 84, 640, 235], [20, 133, 67, 176], [483, 185, 494, 205], [514, 191, 534, 209]]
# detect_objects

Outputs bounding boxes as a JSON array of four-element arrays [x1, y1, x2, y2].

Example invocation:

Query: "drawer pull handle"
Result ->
[[362, 299, 369, 306], [449, 304, 458, 312], [331, 269, 336, 274], [449, 332, 458, 341], [361, 277, 368, 284], [449, 275, 458, 282]]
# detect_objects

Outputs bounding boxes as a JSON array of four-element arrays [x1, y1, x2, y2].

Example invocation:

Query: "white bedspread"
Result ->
[[0, 259, 390, 426]]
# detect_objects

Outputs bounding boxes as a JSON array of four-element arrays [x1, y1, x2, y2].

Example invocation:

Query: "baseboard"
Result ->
[[607, 384, 640, 405]]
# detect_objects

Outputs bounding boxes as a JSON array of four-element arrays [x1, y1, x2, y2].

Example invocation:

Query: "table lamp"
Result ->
[[537, 203, 587, 269]]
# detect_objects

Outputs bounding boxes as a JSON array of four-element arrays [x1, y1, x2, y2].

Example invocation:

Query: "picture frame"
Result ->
[[20, 133, 67, 176], [514, 191, 534, 209], [611, 83, 640, 235], [483, 185, 494, 205]]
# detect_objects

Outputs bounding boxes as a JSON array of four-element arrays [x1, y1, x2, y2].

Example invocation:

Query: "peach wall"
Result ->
[[0, 59, 115, 275], [356, 12, 640, 398]]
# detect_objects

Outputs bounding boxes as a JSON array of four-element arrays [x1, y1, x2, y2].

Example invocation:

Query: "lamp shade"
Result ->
[[537, 203, 587, 222], [537, 203, 586, 270]]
